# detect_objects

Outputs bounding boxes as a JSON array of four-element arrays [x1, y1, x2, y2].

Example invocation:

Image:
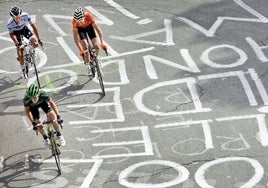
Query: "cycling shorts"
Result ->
[[13, 26, 34, 44], [30, 101, 52, 120], [78, 24, 96, 42]]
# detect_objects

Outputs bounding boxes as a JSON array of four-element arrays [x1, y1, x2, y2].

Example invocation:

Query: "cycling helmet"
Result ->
[[9, 6, 22, 17], [74, 7, 85, 21], [26, 84, 39, 98]]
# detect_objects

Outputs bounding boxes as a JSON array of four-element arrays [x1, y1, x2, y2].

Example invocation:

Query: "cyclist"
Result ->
[[72, 7, 107, 75], [7, 6, 43, 78], [23, 84, 66, 148]]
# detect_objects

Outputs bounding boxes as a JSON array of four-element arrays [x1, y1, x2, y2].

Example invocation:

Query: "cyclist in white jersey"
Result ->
[[6, 6, 43, 78]]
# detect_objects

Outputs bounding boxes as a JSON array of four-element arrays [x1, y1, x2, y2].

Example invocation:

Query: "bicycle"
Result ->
[[36, 120, 62, 174], [18, 36, 42, 88], [83, 45, 108, 96]]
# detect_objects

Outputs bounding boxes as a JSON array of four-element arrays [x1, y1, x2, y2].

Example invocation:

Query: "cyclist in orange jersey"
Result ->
[[72, 7, 107, 75]]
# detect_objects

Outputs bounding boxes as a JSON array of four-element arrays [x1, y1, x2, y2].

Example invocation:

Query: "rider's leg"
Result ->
[[16, 39, 26, 77], [80, 39, 90, 63], [29, 35, 38, 48], [34, 119, 47, 137], [47, 111, 61, 132], [86, 24, 98, 56], [91, 37, 102, 67], [47, 111, 66, 146], [30, 107, 48, 140], [91, 37, 100, 56], [34, 119, 51, 149], [23, 25, 38, 48], [17, 48, 24, 66], [13, 32, 24, 68], [80, 38, 94, 75], [17, 48, 26, 78]]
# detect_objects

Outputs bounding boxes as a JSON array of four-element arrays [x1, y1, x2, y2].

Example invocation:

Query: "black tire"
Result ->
[[25, 63, 29, 77], [50, 135, 61, 174], [95, 60, 105, 96], [32, 57, 41, 88], [22, 68, 27, 79], [91, 67, 96, 77]]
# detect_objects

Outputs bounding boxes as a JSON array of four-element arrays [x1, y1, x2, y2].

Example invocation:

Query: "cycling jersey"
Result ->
[[72, 12, 96, 29], [23, 90, 50, 108], [23, 90, 52, 119], [7, 12, 33, 33]]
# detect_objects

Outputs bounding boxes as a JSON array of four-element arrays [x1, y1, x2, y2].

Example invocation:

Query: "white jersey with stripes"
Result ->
[[7, 12, 33, 33]]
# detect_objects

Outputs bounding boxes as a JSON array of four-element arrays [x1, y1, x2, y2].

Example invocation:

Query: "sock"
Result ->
[[21, 65, 25, 69]]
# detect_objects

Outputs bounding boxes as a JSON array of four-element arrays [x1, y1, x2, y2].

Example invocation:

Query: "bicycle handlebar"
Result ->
[[80, 45, 108, 63], [34, 119, 58, 129], [18, 35, 43, 50], [104, 48, 108, 56], [35, 119, 63, 135]]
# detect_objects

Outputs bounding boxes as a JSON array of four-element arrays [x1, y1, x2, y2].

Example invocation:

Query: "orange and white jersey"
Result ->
[[72, 12, 96, 29]]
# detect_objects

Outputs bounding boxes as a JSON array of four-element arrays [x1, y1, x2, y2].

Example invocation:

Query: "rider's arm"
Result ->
[[92, 22, 105, 46], [30, 23, 41, 41], [9, 32, 19, 46], [48, 98, 60, 116], [24, 106, 34, 123], [72, 28, 83, 52]]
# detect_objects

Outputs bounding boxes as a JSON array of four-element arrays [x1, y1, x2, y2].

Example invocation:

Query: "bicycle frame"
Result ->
[[89, 47, 106, 96], [44, 120, 61, 174], [20, 37, 41, 88], [36, 120, 62, 174]]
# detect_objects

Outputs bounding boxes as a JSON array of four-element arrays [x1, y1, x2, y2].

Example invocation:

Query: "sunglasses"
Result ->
[[77, 18, 84, 23], [14, 16, 21, 20]]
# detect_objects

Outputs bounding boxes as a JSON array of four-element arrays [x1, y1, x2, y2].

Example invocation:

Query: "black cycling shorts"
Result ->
[[78, 24, 96, 42], [30, 101, 52, 120], [13, 26, 34, 44]]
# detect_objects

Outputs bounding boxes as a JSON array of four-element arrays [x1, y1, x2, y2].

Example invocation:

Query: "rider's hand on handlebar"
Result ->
[[79, 50, 84, 57], [15, 42, 23, 49], [32, 122, 38, 130], [101, 43, 107, 50], [57, 115, 63, 124], [101, 43, 108, 55], [38, 39, 43, 47]]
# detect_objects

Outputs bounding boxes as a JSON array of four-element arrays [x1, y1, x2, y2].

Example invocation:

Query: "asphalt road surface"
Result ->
[[1, 0, 268, 187]]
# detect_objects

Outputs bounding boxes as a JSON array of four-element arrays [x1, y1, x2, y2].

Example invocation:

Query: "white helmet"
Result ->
[[74, 7, 85, 22]]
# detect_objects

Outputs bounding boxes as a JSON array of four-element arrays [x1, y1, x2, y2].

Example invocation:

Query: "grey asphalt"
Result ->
[[1, 0, 268, 187]]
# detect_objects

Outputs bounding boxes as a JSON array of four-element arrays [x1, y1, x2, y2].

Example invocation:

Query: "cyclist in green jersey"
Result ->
[[23, 84, 66, 148]]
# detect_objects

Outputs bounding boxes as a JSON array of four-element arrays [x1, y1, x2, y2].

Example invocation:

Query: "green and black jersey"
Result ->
[[23, 90, 50, 108]]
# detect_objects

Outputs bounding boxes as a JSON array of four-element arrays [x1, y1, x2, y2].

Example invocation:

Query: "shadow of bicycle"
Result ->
[[0, 148, 61, 187]]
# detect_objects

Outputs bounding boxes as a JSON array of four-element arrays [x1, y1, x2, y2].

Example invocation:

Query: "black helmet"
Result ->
[[74, 7, 85, 22], [10, 6, 22, 17]]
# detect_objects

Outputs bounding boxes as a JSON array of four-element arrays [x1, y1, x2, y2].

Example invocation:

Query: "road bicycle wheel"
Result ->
[[32, 55, 41, 88], [50, 134, 61, 174], [95, 60, 105, 96], [25, 63, 29, 78], [21, 65, 28, 79], [23, 54, 29, 78]]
